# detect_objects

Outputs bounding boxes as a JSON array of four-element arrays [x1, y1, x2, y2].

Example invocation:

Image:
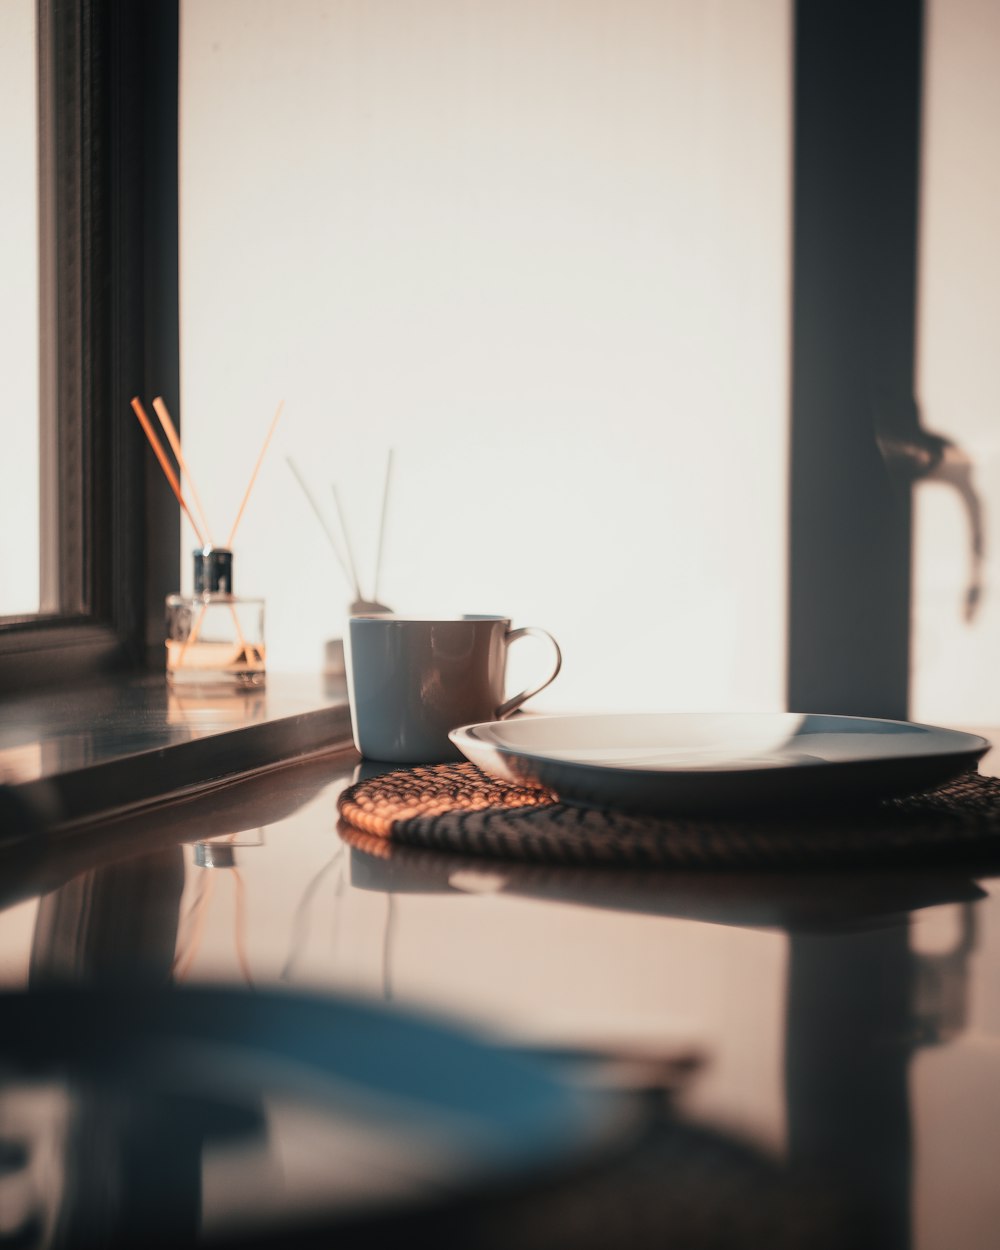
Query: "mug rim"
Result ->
[[350, 613, 511, 624]]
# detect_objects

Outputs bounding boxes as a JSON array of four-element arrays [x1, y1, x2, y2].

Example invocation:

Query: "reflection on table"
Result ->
[[1, 745, 999, 1247]]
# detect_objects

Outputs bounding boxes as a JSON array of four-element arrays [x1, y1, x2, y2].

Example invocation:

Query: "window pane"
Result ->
[[0, 0, 40, 618], [179, 0, 790, 711]]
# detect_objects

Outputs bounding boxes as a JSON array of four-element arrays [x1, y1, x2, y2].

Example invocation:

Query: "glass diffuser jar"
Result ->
[[166, 548, 265, 691]]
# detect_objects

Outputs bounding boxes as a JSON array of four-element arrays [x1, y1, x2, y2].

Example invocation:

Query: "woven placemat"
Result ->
[[337, 761, 1000, 868]]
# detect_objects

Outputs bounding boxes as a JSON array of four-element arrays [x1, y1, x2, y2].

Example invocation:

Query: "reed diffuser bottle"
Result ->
[[166, 547, 265, 690], [129, 393, 282, 694]]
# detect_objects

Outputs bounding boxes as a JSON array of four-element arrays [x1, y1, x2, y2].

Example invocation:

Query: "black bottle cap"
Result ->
[[195, 842, 237, 869], [194, 547, 234, 595]]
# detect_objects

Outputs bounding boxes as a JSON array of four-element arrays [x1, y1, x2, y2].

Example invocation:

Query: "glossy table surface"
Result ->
[[1, 729, 999, 1248]]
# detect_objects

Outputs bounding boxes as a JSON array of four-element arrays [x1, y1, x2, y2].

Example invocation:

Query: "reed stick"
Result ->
[[173, 870, 215, 980], [331, 483, 363, 601], [286, 457, 355, 591], [130, 397, 206, 547], [226, 400, 285, 548], [372, 448, 394, 602], [176, 599, 255, 672], [152, 396, 215, 546], [232, 865, 254, 987]]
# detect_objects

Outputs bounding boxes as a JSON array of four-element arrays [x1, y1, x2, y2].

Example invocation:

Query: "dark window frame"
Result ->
[[0, 0, 179, 694], [787, 0, 923, 719]]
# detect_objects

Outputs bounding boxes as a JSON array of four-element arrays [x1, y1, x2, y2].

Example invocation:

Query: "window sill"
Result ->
[[0, 671, 354, 838]]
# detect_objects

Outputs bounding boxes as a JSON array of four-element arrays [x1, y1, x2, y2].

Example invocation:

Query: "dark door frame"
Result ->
[[787, 0, 924, 719]]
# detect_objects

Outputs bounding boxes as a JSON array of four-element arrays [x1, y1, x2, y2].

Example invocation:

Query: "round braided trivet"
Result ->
[[337, 762, 1000, 868]]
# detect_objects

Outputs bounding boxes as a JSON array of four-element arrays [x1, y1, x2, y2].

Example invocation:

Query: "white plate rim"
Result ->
[[449, 712, 991, 777]]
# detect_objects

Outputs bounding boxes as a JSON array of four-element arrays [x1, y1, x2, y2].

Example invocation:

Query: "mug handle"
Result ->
[[496, 626, 563, 720]]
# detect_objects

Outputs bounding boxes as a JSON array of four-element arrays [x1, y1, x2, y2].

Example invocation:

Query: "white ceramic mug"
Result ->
[[346, 614, 562, 763]]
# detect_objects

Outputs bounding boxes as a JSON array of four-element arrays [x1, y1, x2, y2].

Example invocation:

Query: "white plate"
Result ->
[[449, 713, 991, 816]]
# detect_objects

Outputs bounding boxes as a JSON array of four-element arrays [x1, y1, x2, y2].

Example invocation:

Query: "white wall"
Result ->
[[0, 0, 39, 617], [913, 0, 1000, 727], [179, 0, 791, 712]]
